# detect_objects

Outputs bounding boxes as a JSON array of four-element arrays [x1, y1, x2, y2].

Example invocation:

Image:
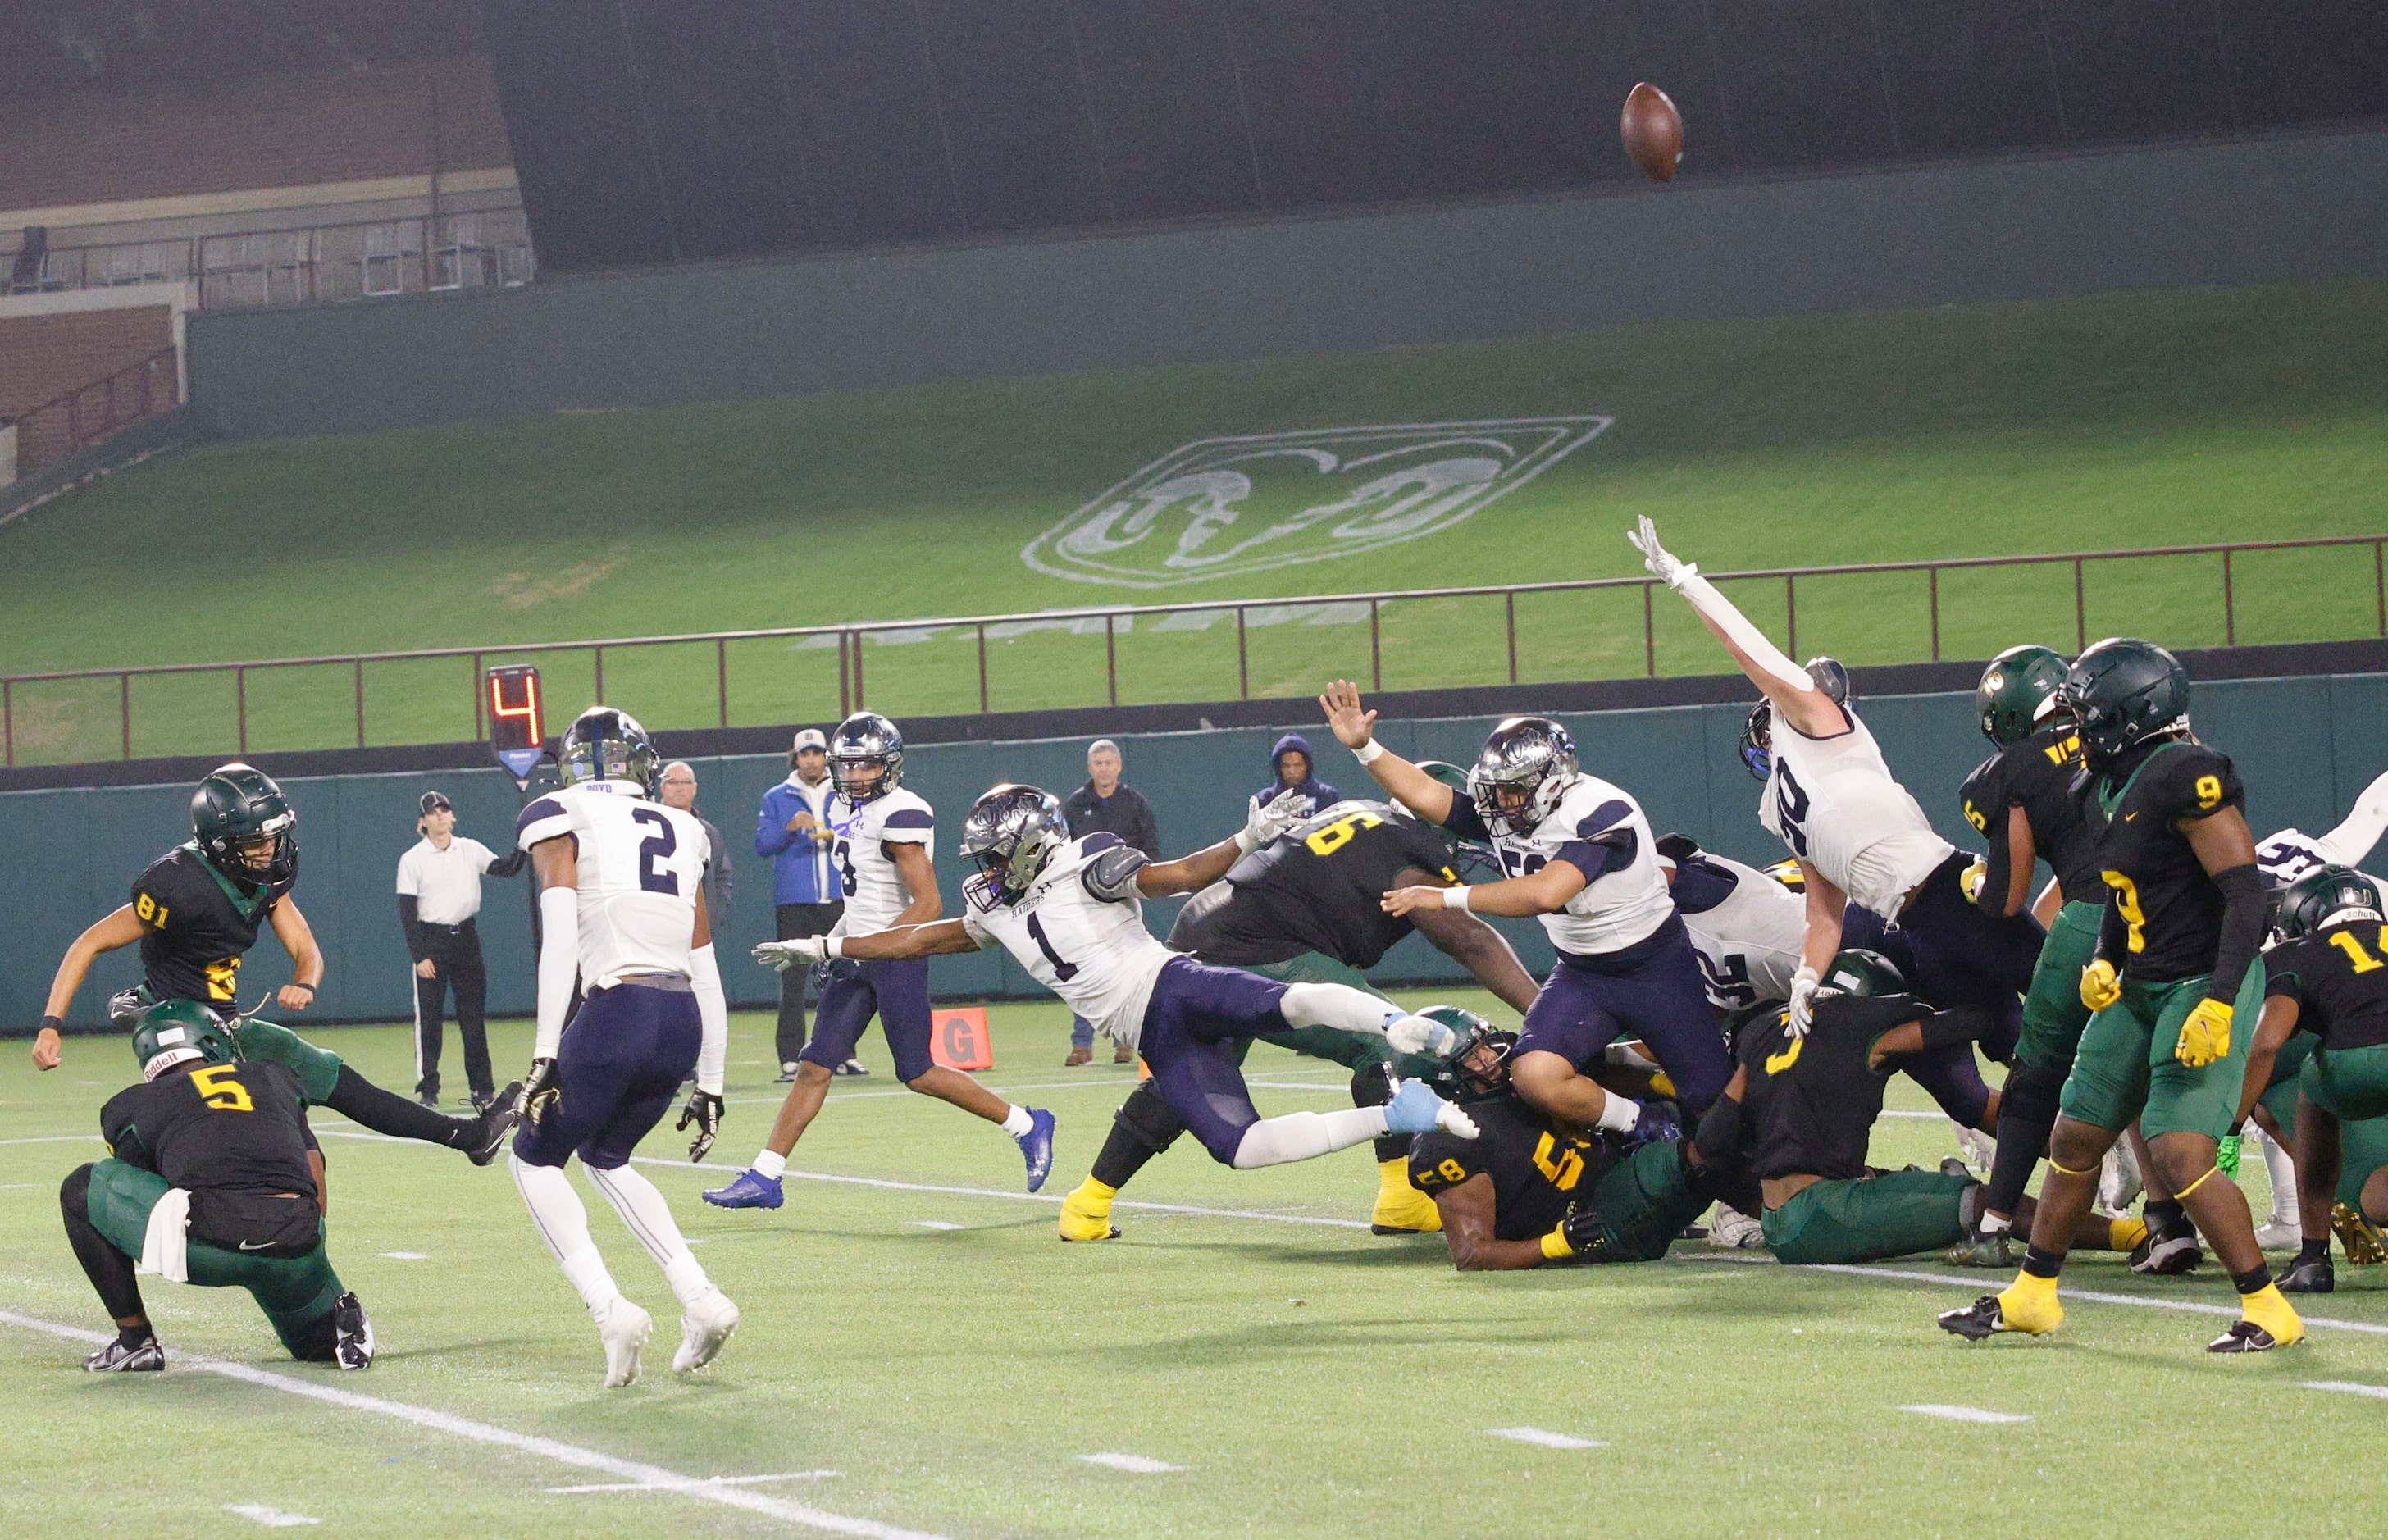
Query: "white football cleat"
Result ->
[[673, 1287, 740, 1374], [1708, 1204, 1766, 1250], [595, 1297, 653, 1388]]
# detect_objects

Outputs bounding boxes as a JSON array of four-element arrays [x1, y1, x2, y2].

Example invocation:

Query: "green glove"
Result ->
[[2217, 1132, 2241, 1179]]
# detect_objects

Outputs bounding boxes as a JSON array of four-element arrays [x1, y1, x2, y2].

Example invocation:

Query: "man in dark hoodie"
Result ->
[[1255, 733, 1340, 819]]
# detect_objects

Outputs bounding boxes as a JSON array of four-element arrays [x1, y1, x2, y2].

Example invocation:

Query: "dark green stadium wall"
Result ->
[[7, 672, 2385, 1032], [185, 128, 2388, 441]]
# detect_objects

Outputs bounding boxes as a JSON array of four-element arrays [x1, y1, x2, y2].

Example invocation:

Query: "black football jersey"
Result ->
[[1735, 993, 1925, 1182], [1210, 800, 1457, 968], [1409, 1095, 1614, 1242], [102, 1059, 317, 1199], [129, 844, 292, 1005], [1961, 725, 2103, 905], [2089, 741, 2245, 983], [2265, 922, 2388, 1052]]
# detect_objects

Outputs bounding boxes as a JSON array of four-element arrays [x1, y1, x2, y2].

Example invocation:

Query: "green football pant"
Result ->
[[1566, 1140, 1707, 1264], [2255, 1038, 2388, 1209], [2015, 900, 2103, 1074], [1761, 1168, 1977, 1264], [230, 1018, 345, 1104], [84, 1159, 344, 1356], [2058, 964, 2265, 1141]]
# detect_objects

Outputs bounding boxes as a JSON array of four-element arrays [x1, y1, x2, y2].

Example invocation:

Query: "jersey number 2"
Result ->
[[1025, 912, 1078, 981], [631, 808, 680, 895]]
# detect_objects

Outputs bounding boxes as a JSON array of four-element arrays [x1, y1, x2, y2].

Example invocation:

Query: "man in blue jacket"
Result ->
[[755, 729, 850, 1079], [1253, 731, 1340, 818]]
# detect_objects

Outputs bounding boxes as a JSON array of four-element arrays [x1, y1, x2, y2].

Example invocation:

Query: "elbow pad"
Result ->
[[535, 886, 580, 1060], [689, 943, 728, 1096]]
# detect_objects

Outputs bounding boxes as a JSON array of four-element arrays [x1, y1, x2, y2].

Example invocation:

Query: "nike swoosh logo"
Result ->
[[238, 1240, 274, 1251], [2123, 813, 2140, 822]]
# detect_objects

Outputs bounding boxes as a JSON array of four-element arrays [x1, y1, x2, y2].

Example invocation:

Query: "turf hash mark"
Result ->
[[1078, 1453, 1185, 1473], [2304, 1381, 2388, 1401], [1900, 1405, 2030, 1424], [1485, 1428, 1606, 1449], [225, 1506, 320, 1528]]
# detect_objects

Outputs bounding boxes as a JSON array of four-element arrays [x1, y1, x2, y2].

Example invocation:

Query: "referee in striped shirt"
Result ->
[[396, 791, 524, 1110]]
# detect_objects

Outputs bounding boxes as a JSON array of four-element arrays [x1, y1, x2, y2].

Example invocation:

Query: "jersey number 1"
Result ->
[[1025, 912, 1078, 981]]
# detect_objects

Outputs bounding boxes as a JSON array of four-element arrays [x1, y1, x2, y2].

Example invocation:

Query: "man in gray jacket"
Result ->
[[659, 760, 732, 930]]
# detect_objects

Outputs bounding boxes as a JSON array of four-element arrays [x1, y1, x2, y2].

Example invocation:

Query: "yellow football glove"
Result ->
[[2079, 958, 2122, 1011], [1960, 857, 1989, 904], [2175, 998, 2234, 1068]]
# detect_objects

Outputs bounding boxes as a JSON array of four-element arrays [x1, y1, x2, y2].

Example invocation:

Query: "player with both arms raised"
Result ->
[[760, 783, 1483, 1176], [508, 707, 743, 1387]]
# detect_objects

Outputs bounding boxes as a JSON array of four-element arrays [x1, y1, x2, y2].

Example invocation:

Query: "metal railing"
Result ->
[[6, 208, 535, 311], [3, 533, 2383, 768], [4, 348, 181, 476]]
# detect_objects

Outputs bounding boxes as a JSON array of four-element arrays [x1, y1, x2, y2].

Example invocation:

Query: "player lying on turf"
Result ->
[[707, 712, 1057, 1210], [1320, 683, 1726, 1135], [1055, 775, 1543, 1242], [62, 1003, 372, 1372], [1632, 517, 2040, 1137], [1693, 949, 2140, 1266], [759, 783, 1482, 1173], [1403, 1015, 1724, 1270], [2238, 865, 2388, 1293], [33, 762, 518, 1164], [508, 707, 742, 1388], [1939, 639, 2303, 1352]]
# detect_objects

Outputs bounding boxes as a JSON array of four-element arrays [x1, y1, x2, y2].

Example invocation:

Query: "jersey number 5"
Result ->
[[631, 808, 680, 896], [190, 1064, 254, 1113]]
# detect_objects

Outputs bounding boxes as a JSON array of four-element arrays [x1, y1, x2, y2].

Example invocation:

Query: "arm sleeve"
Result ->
[[1440, 793, 1492, 844], [1693, 1088, 1747, 1169], [689, 943, 728, 1096], [535, 886, 580, 1060], [2207, 863, 2266, 1007], [398, 894, 426, 962], [485, 846, 527, 879], [1675, 570, 1814, 692], [1913, 1005, 1997, 1055], [1972, 816, 2015, 916], [2317, 768, 2388, 869]]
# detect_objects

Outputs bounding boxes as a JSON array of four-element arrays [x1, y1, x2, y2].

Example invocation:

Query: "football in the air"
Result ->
[[1621, 82, 1682, 181]]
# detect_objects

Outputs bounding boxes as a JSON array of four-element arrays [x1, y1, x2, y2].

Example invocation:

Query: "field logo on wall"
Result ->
[[1020, 417, 1610, 589]]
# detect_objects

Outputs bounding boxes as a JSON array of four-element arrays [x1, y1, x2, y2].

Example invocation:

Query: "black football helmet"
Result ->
[[959, 783, 1071, 907], [1739, 658, 1854, 781], [192, 763, 298, 886], [556, 706, 661, 795], [2056, 637, 2190, 773], [1470, 717, 1580, 837], [2276, 865, 2386, 941], [831, 712, 905, 802]]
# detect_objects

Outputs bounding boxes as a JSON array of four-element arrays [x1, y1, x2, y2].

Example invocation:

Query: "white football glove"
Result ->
[[754, 936, 831, 973], [1627, 515, 1698, 591], [1236, 786, 1315, 854], [1385, 1013, 1461, 1059], [1786, 965, 1821, 1039]]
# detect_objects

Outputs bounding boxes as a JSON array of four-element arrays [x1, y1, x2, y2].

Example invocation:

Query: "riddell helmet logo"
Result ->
[[1020, 417, 1611, 588]]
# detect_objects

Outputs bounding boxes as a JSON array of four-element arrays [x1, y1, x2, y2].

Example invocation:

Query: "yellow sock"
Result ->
[[2005, 1269, 2058, 1303], [1377, 1158, 1412, 1196], [1069, 1177, 1116, 1211], [2108, 1217, 2149, 1253]]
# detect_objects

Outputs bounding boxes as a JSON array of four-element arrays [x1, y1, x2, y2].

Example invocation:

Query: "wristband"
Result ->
[[287, 982, 316, 996], [823, 936, 845, 961], [1539, 1227, 1575, 1260], [39, 1014, 64, 1035], [1352, 738, 1386, 765], [1442, 886, 1472, 911]]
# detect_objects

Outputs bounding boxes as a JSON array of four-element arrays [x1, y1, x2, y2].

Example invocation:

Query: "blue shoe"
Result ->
[[1018, 1109, 1056, 1193], [1630, 1099, 1683, 1147], [701, 1169, 784, 1210]]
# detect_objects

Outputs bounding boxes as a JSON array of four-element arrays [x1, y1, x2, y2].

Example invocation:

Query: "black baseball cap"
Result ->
[[419, 791, 453, 815]]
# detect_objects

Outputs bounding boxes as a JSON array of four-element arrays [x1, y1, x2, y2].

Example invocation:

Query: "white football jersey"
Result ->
[[1670, 852, 1807, 1009], [1489, 775, 1677, 956], [1759, 710, 1955, 917], [827, 787, 936, 936], [516, 780, 709, 989], [961, 834, 1172, 1050]]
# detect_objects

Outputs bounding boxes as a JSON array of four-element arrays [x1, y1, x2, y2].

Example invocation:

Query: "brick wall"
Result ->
[[0, 307, 175, 469], [0, 56, 513, 214]]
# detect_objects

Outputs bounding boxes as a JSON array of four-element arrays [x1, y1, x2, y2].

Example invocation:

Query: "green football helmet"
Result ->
[[1823, 948, 1907, 999], [193, 763, 298, 885], [1976, 645, 2070, 747], [1415, 759, 1492, 866], [2057, 637, 2190, 772], [130, 999, 239, 1082], [1419, 1005, 1515, 1096], [2276, 865, 2386, 941]]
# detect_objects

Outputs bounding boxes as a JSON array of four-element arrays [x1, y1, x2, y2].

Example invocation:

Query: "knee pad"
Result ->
[[1113, 1081, 1187, 1155]]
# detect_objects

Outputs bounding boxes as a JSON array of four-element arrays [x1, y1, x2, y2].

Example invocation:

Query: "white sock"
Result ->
[[586, 1162, 701, 1297], [511, 1155, 622, 1311], [1278, 982, 1399, 1037], [752, 1149, 788, 1180], [1000, 1105, 1033, 1138], [1977, 1210, 2012, 1235], [1230, 1107, 1388, 1169], [2255, 1127, 2299, 1226], [1593, 1094, 1642, 1134]]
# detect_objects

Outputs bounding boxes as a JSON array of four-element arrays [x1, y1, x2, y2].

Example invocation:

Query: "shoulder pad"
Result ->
[[1080, 842, 1149, 903], [516, 795, 573, 853], [1569, 796, 1635, 841], [2148, 744, 2242, 818]]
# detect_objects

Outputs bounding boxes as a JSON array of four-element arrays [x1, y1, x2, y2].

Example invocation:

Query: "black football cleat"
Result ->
[[464, 1082, 524, 1166], [2129, 1223, 2203, 1277], [333, 1292, 375, 1370], [1935, 1296, 2008, 1342], [2279, 1256, 2336, 1294], [2206, 1319, 2285, 1354], [84, 1334, 163, 1372]]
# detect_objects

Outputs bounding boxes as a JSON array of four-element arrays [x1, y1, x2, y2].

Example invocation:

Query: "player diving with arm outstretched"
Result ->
[[760, 782, 1483, 1175]]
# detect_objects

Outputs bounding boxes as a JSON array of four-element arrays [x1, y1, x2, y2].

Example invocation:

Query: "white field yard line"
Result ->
[[0, 1310, 951, 1540], [727, 1076, 1351, 1109]]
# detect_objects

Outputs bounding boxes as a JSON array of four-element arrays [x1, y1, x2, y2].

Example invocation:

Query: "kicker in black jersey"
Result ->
[[130, 844, 295, 1005]]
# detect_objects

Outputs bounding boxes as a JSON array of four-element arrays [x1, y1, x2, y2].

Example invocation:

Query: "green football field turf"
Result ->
[[4, 994, 2384, 1537], [2, 278, 2386, 765]]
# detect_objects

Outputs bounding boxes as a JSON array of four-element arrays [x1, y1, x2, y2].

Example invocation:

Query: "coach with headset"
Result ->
[[395, 791, 524, 1111]]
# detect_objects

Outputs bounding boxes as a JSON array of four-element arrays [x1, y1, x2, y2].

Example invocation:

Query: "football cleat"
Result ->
[[1707, 1205, 1766, 1251], [1370, 1186, 1444, 1236], [1938, 1283, 2062, 1341], [701, 1169, 785, 1210], [2279, 1255, 2335, 1294], [1935, 1296, 2012, 1342], [2207, 1320, 2285, 1353], [83, 1334, 163, 1372], [1630, 1100, 1683, 1147], [464, 1082, 524, 1166], [1058, 1185, 1120, 1242], [1017, 1108, 1057, 1193], [2095, 1139, 2143, 1217], [2331, 1201, 2388, 1265], [2130, 1219, 2203, 1276], [832, 1059, 871, 1078], [672, 1288, 740, 1373], [1951, 1122, 1994, 1175], [595, 1297, 653, 1388], [1945, 1229, 2019, 1269], [2254, 1219, 2301, 1251], [333, 1292, 375, 1370]]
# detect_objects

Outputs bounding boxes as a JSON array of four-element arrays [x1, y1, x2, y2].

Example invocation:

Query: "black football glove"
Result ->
[[1556, 1209, 1614, 1264], [677, 1090, 725, 1162], [519, 1057, 561, 1125]]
